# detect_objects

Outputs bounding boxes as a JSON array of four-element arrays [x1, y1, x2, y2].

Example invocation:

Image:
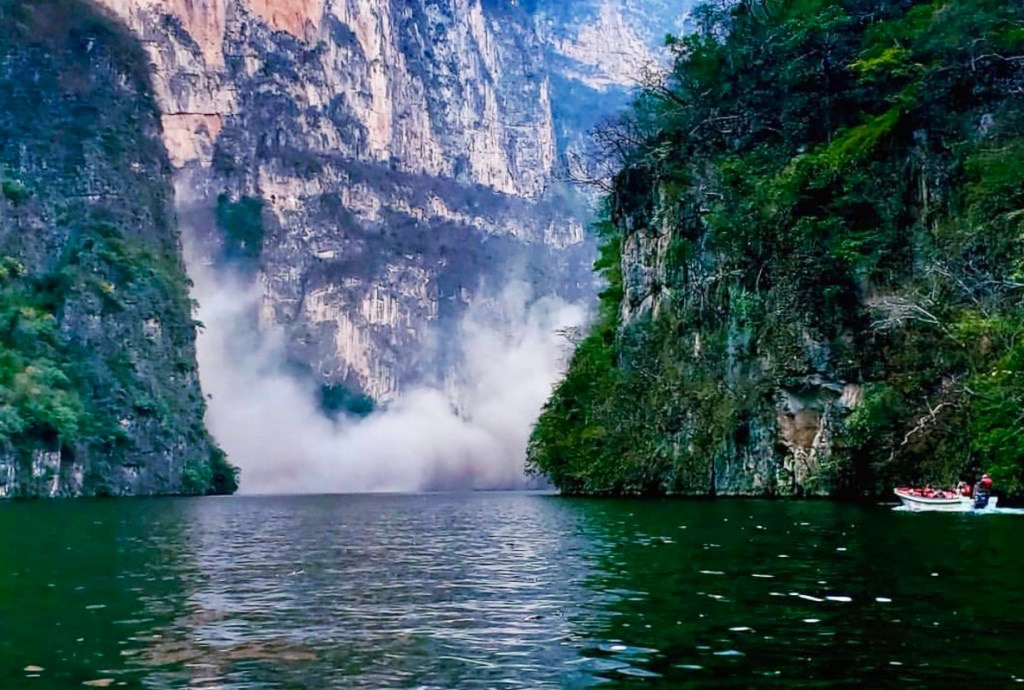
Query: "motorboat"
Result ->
[[894, 487, 998, 512]]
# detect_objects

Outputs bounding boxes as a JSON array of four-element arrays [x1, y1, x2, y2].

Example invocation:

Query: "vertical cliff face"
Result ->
[[0, 0, 230, 497], [529, 0, 1024, 498], [611, 178, 865, 498], [87, 0, 681, 405], [0, 0, 685, 497]]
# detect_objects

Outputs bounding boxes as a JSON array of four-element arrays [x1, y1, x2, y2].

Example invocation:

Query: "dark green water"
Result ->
[[1, 495, 1023, 689]]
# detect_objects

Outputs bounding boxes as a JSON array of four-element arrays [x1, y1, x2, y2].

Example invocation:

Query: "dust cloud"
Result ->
[[189, 263, 585, 494]]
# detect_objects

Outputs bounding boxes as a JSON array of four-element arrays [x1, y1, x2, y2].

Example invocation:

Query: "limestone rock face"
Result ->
[[0, 1, 223, 497], [616, 181, 865, 498], [92, 0, 681, 401]]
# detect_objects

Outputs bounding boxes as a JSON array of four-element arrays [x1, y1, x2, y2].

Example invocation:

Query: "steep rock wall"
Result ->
[[92, 0, 680, 402], [0, 0, 228, 497], [614, 181, 865, 497], [529, 0, 1024, 498]]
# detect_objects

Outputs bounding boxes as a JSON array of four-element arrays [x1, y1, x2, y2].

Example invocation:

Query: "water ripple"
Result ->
[[3, 495, 1024, 688]]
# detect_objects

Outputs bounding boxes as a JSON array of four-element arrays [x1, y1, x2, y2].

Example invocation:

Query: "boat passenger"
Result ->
[[974, 474, 993, 509]]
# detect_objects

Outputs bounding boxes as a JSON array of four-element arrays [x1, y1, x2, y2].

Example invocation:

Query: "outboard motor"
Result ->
[[974, 490, 990, 510]]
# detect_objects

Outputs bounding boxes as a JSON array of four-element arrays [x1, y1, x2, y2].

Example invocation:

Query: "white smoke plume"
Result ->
[[189, 263, 585, 494]]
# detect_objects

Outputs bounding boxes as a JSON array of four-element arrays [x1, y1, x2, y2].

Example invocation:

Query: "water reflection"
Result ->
[[0, 499, 197, 688], [2, 495, 1023, 689]]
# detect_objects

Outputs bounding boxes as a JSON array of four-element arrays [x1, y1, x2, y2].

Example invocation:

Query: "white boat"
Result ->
[[894, 488, 998, 512]]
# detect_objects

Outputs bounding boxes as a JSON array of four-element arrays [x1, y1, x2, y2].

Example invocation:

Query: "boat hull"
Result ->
[[894, 489, 998, 512]]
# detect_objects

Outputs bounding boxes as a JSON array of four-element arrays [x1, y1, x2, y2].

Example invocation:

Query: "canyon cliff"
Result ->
[[0, 0, 232, 497], [92, 0, 687, 403], [529, 0, 1024, 498], [0, 0, 690, 495]]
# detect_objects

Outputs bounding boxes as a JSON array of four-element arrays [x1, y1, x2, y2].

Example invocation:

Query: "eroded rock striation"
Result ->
[[0, 0, 684, 496], [93, 0, 681, 402]]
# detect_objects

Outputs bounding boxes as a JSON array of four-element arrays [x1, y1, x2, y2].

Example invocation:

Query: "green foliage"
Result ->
[[850, 46, 915, 80], [527, 209, 628, 493], [181, 461, 211, 496], [816, 107, 902, 170], [180, 444, 240, 496], [207, 447, 240, 495], [532, 0, 1024, 497], [1, 178, 29, 205], [0, 256, 86, 446], [956, 315, 1024, 494], [320, 384, 376, 419], [181, 447, 239, 496], [216, 195, 265, 264]]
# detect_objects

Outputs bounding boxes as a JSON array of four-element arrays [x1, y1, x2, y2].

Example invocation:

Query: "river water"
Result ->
[[1, 494, 1022, 689]]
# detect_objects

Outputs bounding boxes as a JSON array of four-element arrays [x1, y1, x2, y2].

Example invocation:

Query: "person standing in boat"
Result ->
[[974, 474, 994, 509]]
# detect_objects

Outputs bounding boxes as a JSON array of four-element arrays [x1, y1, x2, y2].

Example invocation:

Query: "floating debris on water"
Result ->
[[826, 596, 853, 603], [24, 666, 44, 673]]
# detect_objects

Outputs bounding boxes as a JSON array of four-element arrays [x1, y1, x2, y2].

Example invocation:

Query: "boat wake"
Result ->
[[892, 505, 1024, 515]]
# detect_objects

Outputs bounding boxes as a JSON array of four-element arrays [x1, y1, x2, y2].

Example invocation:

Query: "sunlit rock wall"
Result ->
[[94, 0, 683, 401]]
